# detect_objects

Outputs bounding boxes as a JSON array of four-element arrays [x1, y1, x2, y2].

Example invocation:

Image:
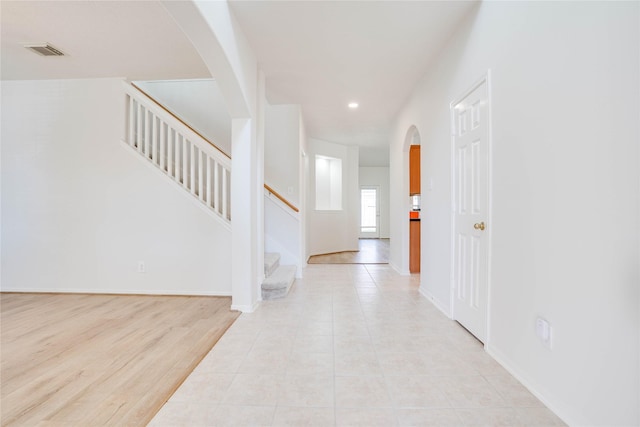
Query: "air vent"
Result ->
[[24, 43, 65, 57]]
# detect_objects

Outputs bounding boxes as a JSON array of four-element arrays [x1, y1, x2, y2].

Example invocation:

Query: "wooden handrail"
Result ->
[[130, 82, 231, 160], [130, 82, 298, 215], [264, 184, 299, 213]]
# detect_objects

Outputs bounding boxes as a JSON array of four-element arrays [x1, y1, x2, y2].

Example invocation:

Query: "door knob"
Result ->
[[474, 222, 485, 231]]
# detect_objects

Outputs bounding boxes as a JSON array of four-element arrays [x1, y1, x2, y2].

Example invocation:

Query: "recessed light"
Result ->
[[348, 102, 359, 109]]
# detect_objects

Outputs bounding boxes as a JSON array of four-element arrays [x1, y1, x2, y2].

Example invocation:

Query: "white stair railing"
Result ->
[[123, 82, 231, 224]]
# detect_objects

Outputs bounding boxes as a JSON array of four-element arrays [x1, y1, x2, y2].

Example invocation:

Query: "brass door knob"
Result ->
[[474, 222, 485, 231]]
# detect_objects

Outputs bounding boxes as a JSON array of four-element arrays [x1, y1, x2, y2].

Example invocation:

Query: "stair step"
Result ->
[[262, 265, 296, 300], [264, 252, 280, 277]]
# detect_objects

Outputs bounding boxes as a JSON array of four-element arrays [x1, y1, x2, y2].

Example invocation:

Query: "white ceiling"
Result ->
[[1, 0, 477, 164], [229, 0, 477, 151]]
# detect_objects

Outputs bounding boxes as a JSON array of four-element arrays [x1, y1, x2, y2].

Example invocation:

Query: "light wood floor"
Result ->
[[0, 293, 239, 426], [307, 238, 390, 264]]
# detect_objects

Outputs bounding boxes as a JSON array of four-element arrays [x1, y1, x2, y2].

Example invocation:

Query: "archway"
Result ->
[[163, 1, 261, 311], [401, 126, 421, 275]]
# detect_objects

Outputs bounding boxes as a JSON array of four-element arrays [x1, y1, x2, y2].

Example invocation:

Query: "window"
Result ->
[[315, 155, 342, 210]]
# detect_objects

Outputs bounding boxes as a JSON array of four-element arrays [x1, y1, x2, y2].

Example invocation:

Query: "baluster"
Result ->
[[205, 156, 212, 207], [136, 103, 143, 152], [174, 131, 179, 180], [177, 134, 183, 183], [142, 109, 147, 155], [213, 161, 220, 213], [167, 128, 174, 178], [145, 110, 152, 158], [222, 167, 229, 220], [175, 131, 180, 179], [159, 122, 166, 171], [182, 136, 188, 188], [155, 117, 161, 165], [198, 151, 204, 201], [174, 133, 179, 181], [128, 96, 135, 146], [151, 115, 157, 163], [190, 143, 197, 195]]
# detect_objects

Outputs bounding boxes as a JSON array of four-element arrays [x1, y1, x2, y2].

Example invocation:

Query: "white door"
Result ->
[[451, 78, 490, 343], [360, 186, 380, 238]]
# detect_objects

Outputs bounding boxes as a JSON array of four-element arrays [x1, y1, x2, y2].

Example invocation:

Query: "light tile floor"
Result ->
[[149, 264, 566, 426]]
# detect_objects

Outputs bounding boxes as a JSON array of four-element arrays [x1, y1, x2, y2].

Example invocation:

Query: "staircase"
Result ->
[[123, 82, 231, 225], [124, 82, 299, 302], [262, 253, 296, 300]]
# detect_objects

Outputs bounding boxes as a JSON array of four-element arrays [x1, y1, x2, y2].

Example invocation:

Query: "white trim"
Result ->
[[448, 71, 493, 344], [120, 140, 232, 231], [231, 300, 261, 313], [389, 261, 410, 276], [486, 345, 573, 427], [485, 69, 494, 346], [0, 287, 232, 297], [418, 286, 452, 318], [448, 90, 458, 328]]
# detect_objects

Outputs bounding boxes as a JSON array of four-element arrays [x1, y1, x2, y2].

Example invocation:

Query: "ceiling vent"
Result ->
[[23, 43, 65, 57]]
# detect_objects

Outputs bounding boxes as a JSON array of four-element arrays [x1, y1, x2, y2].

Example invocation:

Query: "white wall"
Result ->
[[265, 104, 302, 207], [134, 79, 232, 156], [264, 193, 301, 276], [390, 2, 639, 425], [359, 167, 390, 239], [264, 103, 304, 275], [1, 78, 232, 296], [307, 138, 359, 257], [299, 117, 308, 268]]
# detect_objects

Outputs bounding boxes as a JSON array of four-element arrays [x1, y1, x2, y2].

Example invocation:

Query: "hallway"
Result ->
[[150, 264, 564, 426]]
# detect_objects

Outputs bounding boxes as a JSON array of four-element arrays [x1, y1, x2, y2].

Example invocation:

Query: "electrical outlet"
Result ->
[[536, 317, 552, 349], [137, 261, 146, 273]]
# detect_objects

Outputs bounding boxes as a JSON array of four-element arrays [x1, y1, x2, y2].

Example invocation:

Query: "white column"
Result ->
[[255, 70, 266, 289], [298, 113, 307, 277], [347, 145, 360, 249], [231, 118, 258, 312]]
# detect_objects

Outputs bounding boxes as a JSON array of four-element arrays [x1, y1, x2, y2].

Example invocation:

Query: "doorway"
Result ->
[[451, 75, 491, 343], [360, 186, 380, 238]]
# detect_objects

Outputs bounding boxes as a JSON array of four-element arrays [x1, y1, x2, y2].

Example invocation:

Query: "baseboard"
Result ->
[[416, 283, 576, 426], [389, 261, 410, 276], [486, 345, 574, 427], [231, 300, 261, 313], [418, 286, 452, 318], [0, 287, 232, 297]]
